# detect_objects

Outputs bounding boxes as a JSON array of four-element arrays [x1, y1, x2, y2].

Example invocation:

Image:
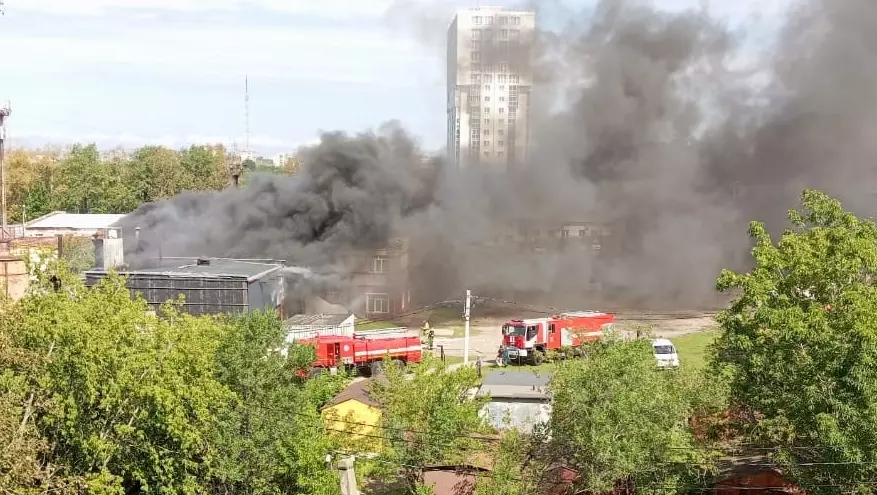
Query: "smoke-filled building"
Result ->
[[446, 6, 536, 170], [325, 238, 411, 318]]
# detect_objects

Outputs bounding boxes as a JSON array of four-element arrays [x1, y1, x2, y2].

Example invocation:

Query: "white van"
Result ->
[[652, 338, 680, 369]]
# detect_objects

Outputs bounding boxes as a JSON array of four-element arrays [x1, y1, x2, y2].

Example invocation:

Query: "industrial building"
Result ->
[[84, 232, 286, 316], [446, 6, 536, 170]]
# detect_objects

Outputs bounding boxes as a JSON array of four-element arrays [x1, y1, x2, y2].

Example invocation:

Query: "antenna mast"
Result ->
[[244, 74, 250, 154]]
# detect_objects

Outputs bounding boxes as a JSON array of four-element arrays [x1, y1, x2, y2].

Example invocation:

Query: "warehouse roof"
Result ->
[[87, 258, 284, 282], [26, 211, 126, 230]]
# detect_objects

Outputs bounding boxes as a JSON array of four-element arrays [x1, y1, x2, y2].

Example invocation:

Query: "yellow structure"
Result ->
[[321, 378, 384, 453]]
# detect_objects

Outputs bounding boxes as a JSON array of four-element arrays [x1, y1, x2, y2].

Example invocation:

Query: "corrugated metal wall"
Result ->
[[86, 273, 249, 316]]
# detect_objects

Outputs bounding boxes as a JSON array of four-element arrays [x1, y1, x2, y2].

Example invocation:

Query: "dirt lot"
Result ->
[[414, 308, 719, 360]]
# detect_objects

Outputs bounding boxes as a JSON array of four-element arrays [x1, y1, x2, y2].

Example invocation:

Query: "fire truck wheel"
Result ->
[[531, 351, 545, 366], [308, 368, 324, 378], [370, 361, 384, 376], [391, 359, 405, 370]]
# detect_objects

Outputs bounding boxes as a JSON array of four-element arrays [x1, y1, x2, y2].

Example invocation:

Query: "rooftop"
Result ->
[[86, 258, 284, 282], [478, 370, 552, 400], [26, 211, 126, 230], [324, 377, 389, 409], [284, 313, 353, 328]]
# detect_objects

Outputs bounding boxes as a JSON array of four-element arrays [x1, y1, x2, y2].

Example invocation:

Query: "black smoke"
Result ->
[[120, 0, 877, 311]]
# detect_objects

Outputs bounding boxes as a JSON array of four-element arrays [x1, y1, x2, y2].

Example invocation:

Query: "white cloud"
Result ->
[[0, 24, 425, 85], [6, 0, 394, 18]]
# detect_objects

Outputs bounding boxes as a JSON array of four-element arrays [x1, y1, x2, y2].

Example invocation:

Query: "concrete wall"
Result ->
[[0, 257, 28, 302]]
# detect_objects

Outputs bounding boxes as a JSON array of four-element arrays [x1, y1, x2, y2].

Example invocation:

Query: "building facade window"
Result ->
[[366, 293, 390, 314], [370, 256, 387, 273]]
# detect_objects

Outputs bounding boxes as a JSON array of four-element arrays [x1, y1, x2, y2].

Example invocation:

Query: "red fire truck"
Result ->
[[499, 311, 615, 365], [298, 332, 423, 377]]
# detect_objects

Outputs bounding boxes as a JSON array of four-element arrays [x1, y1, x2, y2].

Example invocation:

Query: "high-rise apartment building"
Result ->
[[446, 7, 536, 170]]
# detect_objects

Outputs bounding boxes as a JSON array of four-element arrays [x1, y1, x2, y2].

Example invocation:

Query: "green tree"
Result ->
[[370, 357, 488, 489], [126, 146, 188, 203], [713, 189, 877, 494], [7, 270, 233, 494], [180, 145, 229, 191], [547, 335, 721, 494], [208, 311, 344, 495]]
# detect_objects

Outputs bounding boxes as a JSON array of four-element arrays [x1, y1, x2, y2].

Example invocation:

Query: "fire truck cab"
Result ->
[[499, 311, 615, 365]]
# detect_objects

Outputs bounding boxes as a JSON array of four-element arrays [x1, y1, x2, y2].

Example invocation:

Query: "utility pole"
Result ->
[[0, 103, 10, 242], [463, 289, 471, 365], [338, 456, 360, 495]]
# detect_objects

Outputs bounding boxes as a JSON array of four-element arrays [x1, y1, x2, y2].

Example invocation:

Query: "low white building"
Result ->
[[24, 211, 126, 238], [477, 370, 552, 433], [283, 313, 356, 343]]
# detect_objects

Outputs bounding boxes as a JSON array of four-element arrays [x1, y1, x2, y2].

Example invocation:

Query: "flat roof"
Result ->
[[26, 211, 126, 230], [86, 258, 284, 282], [284, 313, 353, 327]]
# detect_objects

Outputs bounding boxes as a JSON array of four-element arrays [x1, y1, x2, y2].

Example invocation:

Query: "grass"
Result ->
[[670, 330, 719, 370]]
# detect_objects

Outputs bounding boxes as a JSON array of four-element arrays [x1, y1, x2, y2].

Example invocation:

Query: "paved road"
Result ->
[[431, 311, 718, 361]]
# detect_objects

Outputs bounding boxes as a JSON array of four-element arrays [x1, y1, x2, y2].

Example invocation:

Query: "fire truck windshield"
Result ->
[[506, 325, 526, 336]]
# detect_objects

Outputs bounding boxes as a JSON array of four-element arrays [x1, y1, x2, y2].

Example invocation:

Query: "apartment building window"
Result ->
[[484, 74, 493, 83], [484, 129, 490, 135], [483, 141, 490, 147], [498, 16, 508, 25], [486, 16, 494, 25], [366, 293, 390, 314], [470, 39, 480, 48], [484, 118, 490, 124], [474, 16, 482, 24], [484, 107, 490, 114], [484, 96, 490, 102], [484, 151, 490, 157], [498, 129, 505, 136], [510, 75, 519, 83], [500, 63, 509, 73], [497, 151, 504, 158], [370, 256, 387, 273], [470, 73, 480, 83], [484, 85, 490, 90], [512, 16, 520, 25], [500, 29, 509, 39], [499, 96, 505, 102], [498, 75, 506, 83], [498, 108, 505, 114], [471, 51, 480, 62], [498, 140, 505, 146], [511, 29, 520, 38], [472, 29, 481, 39]]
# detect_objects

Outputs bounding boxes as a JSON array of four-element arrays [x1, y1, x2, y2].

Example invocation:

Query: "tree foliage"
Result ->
[[0, 267, 346, 495], [5, 144, 258, 223], [713, 189, 877, 493], [547, 334, 723, 494], [370, 357, 488, 487]]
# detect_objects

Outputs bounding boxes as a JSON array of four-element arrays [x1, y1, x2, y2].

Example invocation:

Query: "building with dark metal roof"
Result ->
[[85, 256, 286, 317]]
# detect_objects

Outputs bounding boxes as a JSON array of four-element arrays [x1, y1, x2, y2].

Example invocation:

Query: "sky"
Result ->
[[0, 0, 790, 156]]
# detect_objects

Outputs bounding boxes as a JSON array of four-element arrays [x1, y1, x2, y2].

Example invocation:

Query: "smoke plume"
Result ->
[[119, 0, 877, 311]]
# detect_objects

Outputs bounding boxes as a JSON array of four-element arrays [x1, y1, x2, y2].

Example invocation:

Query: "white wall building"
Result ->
[[447, 6, 536, 170], [24, 212, 126, 238]]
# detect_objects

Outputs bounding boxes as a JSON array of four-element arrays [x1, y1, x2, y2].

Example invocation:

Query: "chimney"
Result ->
[[93, 228, 124, 270], [134, 227, 141, 249]]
